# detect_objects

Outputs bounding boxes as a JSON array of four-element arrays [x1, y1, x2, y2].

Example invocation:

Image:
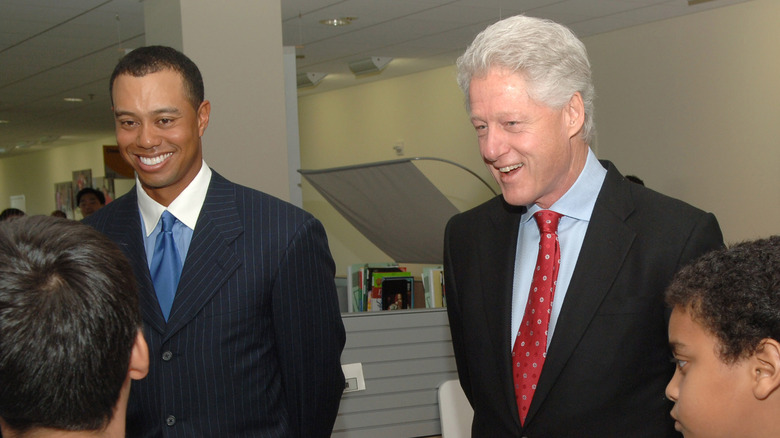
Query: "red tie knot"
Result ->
[[534, 210, 562, 235]]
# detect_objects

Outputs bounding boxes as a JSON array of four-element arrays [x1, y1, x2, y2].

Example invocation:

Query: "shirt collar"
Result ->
[[137, 160, 213, 236], [523, 148, 607, 222]]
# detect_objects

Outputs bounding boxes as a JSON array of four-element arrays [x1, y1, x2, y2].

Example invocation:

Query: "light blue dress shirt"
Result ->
[[142, 214, 193, 270], [510, 149, 607, 350]]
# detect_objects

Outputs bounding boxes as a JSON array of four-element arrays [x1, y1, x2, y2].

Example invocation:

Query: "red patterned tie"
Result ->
[[512, 210, 563, 425]]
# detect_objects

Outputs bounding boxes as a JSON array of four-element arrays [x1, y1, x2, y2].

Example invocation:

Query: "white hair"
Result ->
[[457, 15, 596, 144]]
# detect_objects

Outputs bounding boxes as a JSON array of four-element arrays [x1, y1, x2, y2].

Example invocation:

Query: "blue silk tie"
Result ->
[[151, 211, 181, 321]]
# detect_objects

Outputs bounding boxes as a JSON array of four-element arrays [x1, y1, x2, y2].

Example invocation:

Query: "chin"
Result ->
[[500, 192, 532, 207]]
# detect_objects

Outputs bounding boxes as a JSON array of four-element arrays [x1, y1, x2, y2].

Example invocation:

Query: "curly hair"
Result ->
[[665, 235, 780, 363]]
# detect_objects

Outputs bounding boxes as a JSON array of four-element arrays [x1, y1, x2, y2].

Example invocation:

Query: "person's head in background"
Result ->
[[51, 210, 67, 219], [455, 15, 594, 208], [665, 235, 780, 438], [0, 208, 24, 222], [625, 175, 645, 186], [0, 216, 149, 438], [76, 187, 106, 218]]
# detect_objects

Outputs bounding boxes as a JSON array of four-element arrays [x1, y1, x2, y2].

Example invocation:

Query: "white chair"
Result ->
[[438, 379, 474, 438]]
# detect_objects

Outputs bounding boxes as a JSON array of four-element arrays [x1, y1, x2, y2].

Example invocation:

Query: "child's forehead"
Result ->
[[672, 302, 709, 329], [669, 306, 718, 347]]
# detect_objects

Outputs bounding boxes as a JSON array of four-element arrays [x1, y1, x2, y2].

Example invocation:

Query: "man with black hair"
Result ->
[[0, 209, 24, 222], [0, 215, 148, 438], [86, 45, 345, 437], [76, 187, 106, 218]]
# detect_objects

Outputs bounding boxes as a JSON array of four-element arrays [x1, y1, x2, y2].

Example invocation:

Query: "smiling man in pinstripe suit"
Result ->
[[85, 45, 345, 438]]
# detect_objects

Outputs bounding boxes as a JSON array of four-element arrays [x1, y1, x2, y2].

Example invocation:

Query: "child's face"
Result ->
[[665, 306, 754, 438]]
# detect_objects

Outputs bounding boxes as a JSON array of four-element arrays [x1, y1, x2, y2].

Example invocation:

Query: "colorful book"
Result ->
[[347, 263, 402, 312], [422, 266, 445, 308], [347, 263, 365, 313], [369, 271, 411, 311], [381, 276, 414, 310]]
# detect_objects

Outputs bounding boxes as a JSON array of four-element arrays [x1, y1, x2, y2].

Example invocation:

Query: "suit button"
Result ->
[[162, 351, 173, 361], [166, 415, 176, 426]]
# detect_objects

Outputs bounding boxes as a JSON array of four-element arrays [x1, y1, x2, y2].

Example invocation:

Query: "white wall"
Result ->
[[587, 0, 779, 242]]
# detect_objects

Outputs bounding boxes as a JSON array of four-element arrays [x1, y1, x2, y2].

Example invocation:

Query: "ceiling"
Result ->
[[0, 0, 750, 158]]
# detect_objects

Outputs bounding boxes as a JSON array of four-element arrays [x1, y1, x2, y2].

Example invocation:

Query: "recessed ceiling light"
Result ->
[[63, 97, 83, 102], [319, 16, 356, 27]]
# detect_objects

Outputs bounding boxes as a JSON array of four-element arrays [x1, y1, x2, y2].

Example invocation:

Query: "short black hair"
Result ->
[[109, 45, 204, 110], [666, 235, 780, 363], [0, 216, 141, 432], [0, 208, 24, 222], [76, 187, 106, 206]]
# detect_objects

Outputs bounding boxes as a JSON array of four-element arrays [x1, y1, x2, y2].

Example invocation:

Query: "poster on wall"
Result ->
[[93, 176, 115, 204], [71, 169, 92, 208], [54, 182, 74, 219], [72, 169, 92, 192]]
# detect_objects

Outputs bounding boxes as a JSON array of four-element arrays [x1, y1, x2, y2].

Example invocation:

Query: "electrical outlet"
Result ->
[[342, 362, 366, 393]]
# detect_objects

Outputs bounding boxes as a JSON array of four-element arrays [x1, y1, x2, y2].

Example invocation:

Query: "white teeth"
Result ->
[[139, 153, 172, 166], [499, 163, 523, 173]]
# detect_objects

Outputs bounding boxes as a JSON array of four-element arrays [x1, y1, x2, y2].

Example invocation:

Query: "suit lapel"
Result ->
[[482, 198, 526, 428], [100, 190, 167, 333], [526, 163, 636, 423], [163, 173, 243, 339]]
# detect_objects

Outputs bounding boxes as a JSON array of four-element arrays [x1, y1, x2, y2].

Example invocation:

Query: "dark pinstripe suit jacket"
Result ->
[[444, 161, 723, 437], [85, 171, 346, 438]]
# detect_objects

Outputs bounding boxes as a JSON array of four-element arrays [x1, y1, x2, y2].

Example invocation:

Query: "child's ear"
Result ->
[[128, 329, 149, 381], [752, 338, 780, 400]]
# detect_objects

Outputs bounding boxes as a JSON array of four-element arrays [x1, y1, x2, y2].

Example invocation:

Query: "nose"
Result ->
[[665, 369, 680, 403], [137, 124, 161, 149], [480, 125, 508, 164]]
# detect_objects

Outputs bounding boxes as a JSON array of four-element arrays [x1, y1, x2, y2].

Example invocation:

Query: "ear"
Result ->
[[197, 100, 211, 137], [752, 338, 780, 400], [128, 329, 149, 381], [563, 92, 585, 140]]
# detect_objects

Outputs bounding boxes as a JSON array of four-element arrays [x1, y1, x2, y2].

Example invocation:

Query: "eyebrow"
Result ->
[[114, 107, 182, 118], [668, 341, 687, 354]]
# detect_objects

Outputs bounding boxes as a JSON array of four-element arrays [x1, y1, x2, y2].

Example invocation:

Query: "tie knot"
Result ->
[[160, 211, 176, 233], [534, 210, 562, 234]]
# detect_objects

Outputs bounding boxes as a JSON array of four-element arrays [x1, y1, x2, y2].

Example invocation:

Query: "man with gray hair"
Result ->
[[444, 15, 723, 437]]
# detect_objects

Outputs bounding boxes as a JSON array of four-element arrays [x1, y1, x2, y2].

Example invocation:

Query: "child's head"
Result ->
[[0, 216, 148, 437], [664, 235, 780, 438]]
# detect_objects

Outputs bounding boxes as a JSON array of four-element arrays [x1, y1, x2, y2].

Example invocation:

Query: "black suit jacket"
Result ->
[[85, 171, 346, 438], [444, 161, 723, 437]]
